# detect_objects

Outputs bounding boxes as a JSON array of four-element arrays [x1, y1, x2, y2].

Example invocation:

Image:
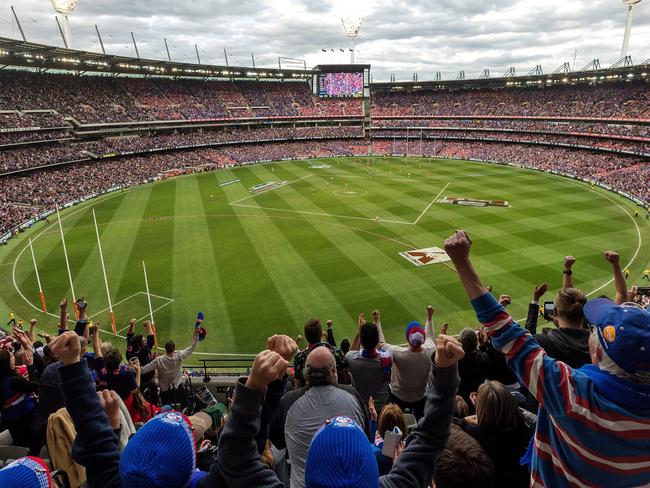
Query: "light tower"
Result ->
[[50, 0, 78, 49], [620, 0, 641, 58], [341, 17, 363, 64]]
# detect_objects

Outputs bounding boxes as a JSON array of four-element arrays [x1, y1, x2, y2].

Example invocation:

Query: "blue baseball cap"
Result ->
[[584, 299, 650, 375]]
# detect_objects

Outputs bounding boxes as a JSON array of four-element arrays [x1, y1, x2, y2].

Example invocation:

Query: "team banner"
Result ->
[[399, 247, 451, 267]]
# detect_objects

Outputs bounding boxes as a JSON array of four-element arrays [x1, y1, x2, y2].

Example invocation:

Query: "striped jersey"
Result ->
[[472, 292, 650, 488]]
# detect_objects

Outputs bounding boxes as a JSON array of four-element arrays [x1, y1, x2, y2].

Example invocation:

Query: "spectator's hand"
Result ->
[[266, 335, 298, 362], [426, 305, 434, 320], [464, 415, 478, 425], [392, 440, 405, 462], [372, 309, 380, 324], [444, 230, 472, 262], [142, 319, 150, 327], [22, 347, 34, 366], [434, 335, 464, 368], [29, 319, 37, 327], [89, 322, 99, 335], [550, 311, 560, 328], [295, 334, 304, 347], [533, 283, 548, 302], [477, 327, 488, 346], [12, 328, 32, 350], [326, 320, 333, 329], [604, 251, 620, 266], [37, 332, 53, 344], [498, 295, 512, 307], [98, 390, 121, 429], [563, 256, 576, 270], [49, 331, 81, 365], [627, 285, 638, 303], [358, 313, 366, 329], [246, 350, 288, 392], [441, 323, 449, 335], [368, 396, 377, 422], [60, 298, 67, 310], [469, 391, 478, 407]]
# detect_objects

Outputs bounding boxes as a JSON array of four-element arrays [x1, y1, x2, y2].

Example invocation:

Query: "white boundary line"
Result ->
[[413, 183, 450, 225], [231, 203, 413, 225], [89, 292, 141, 318], [7, 160, 647, 355], [116, 297, 176, 334]]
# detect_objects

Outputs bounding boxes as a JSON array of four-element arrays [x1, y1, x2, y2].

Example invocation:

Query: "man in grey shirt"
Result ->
[[269, 346, 368, 488], [141, 328, 198, 408], [346, 316, 392, 412]]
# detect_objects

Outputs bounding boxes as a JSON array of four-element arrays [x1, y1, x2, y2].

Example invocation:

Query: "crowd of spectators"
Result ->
[[373, 118, 650, 138], [372, 129, 650, 154], [372, 80, 650, 118], [0, 71, 363, 124], [0, 139, 367, 234], [2, 136, 648, 236], [1, 234, 649, 487], [0, 126, 363, 174]]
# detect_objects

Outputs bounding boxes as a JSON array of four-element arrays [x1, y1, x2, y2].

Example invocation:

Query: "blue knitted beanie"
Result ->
[[120, 411, 196, 488], [305, 416, 379, 488], [0, 456, 51, 488]]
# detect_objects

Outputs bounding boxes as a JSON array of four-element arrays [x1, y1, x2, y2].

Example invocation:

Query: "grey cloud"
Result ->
[[1, 0, 648, 80]]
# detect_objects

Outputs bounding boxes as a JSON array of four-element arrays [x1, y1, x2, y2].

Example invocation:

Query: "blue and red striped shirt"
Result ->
[[472, 292, 650, 488]]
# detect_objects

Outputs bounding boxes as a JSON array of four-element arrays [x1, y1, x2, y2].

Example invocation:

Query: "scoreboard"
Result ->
[[313, 65, 371, 99]]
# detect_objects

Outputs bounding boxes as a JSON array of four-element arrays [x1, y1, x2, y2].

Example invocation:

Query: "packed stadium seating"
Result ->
[[0, 68, 648, 239], [1, 62, 650, 488]]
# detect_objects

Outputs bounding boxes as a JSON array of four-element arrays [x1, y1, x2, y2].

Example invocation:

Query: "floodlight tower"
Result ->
[[620, 0, 641, 58], [341, 17, 363, 64], [50, 0, 78, 49]]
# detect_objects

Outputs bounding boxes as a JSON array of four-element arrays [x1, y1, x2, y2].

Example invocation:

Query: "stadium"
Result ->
[[0, 1, 649, 487]]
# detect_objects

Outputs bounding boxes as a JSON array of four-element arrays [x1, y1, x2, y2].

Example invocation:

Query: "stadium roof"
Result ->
[[0, 36, 648, 90], [0, 37, 315, 80], [372, 60, 650, 92]]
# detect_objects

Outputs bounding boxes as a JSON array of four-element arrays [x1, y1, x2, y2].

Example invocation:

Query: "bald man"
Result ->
[[270, 347, 369, 488]]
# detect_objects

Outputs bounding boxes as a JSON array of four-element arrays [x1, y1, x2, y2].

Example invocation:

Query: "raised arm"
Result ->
[[143, 320, 155, 349], [50, 332, 122, 488], [423, 305, 435, 347], [27, 319, 37, 343], [444, 231, 579, 416], [178, 329, 199, 360], [604, 251, 627, 305], [381, 335, 462, 487], [525, 283, 547, 334], [125, 318, 137, 344], [562, 256, 576, 289], [326, 319, 337, 347], [59, 298, 68, 334], [217, 336, 296, 488], [351, 313, 365, 351], [374, 310, 387, 346]]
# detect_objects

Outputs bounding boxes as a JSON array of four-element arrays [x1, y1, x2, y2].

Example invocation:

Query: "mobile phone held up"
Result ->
[[543, 301, 555, 321]]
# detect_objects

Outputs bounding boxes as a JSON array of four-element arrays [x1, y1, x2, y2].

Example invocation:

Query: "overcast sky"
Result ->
[[1, 0, 648, 81]]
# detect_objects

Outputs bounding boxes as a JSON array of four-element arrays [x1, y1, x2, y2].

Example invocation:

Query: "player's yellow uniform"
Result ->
[[643, 269, 650, 281], [7, 312, 15, 327], [624, 268, 630, 279]]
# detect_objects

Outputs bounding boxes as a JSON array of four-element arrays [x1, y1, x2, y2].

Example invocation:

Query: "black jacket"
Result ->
[[525, 303, 591, 369]]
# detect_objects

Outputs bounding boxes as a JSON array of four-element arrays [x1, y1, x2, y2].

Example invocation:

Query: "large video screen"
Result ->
[[319, 72, 364, 97]]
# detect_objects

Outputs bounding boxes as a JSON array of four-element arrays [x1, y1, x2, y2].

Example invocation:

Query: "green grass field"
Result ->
[[1, 157, 648, 356]]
